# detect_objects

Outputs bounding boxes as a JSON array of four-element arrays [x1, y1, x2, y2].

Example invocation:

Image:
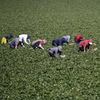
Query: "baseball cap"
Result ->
[[89, 39, 93, 45]]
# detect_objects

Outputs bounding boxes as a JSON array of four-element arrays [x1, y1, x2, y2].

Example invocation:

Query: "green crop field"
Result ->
[[0, 0, 100, 100]]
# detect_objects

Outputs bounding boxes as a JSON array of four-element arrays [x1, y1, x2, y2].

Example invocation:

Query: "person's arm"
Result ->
[[84, 46, 86, 52], [84, 44, 87, 52], [24, 38, 30, 44], [15, 45, 18, 49], [28, 39, 31, 44], [39, 44, 44, 49], [18, 36, 25, 47], [58, 50, 62, 55], [22, 35, 30, 45], [54, 49, 59, 58], [21, 42, 25, 47], [14, 43, 18, 49]]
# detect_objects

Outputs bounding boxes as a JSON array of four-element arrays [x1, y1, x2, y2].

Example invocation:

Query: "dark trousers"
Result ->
[[52, 40, 58, 46], [78, 44, 90, 52]]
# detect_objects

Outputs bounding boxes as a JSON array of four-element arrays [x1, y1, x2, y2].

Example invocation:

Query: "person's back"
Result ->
[[19, 34, 31, 46], [52, 38, 62, 46], [52, 35, 70, 46], [10, 38, 19, 48], [32, 40, 41, 48], [48, 46, 62, 57], [79, 39, 92, 52], [32, 39, 47, 49], [50, 47, 59, 52], [19, 34, 27, 41], [79, 39, 92, 47]]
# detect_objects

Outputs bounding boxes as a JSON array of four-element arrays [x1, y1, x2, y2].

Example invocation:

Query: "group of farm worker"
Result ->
[[0, 33, 95, 58]]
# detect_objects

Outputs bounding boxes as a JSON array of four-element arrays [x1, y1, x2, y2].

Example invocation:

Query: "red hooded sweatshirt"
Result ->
[[79, 39, 92, 48]]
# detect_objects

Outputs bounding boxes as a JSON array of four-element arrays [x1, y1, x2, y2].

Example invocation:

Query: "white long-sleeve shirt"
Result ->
[[19, 34, 30, 45]]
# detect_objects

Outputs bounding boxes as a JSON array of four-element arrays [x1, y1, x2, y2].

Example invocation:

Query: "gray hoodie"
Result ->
[[49, 46, 62, 57]]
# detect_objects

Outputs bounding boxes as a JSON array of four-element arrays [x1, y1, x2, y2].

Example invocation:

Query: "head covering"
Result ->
[[5, 33, 14, 39], [88, 39, 93, 45], [42, 39, 47, 44], [63, 35, 70, 42]]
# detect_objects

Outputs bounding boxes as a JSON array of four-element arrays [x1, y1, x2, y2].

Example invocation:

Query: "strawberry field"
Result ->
[[0, 0, 100, 99]]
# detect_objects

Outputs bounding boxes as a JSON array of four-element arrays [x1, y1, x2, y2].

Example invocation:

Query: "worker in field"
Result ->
[[1, 33, 14, 44], [74, 34, 84, 44], [48, 46, 65, 58], [52, 35, 71, 46], [78, 39, 93, 52], [1, 37, 7, 44], [31, 39, 47, 49], [19, 34, 31, 47], [9, 37, 20, 49]]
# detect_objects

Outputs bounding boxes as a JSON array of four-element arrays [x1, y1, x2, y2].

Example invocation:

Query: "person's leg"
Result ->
[[52, 40, 57, 46], [19, 41, 24, 47], [52, 50, 59, 58], [86, 44, 90, 52], [58, 50, 62, 55], [49, 52, 53, 57], [48, 50, 54, 57], [78, 47, 84, 52], [18, 41, 21, 46], [87, 44, 90, 49], [10, 44, 14, 48], [17, 42, 21, 48], [32, 44, 36, 49], [32, 43, 38, 49]]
